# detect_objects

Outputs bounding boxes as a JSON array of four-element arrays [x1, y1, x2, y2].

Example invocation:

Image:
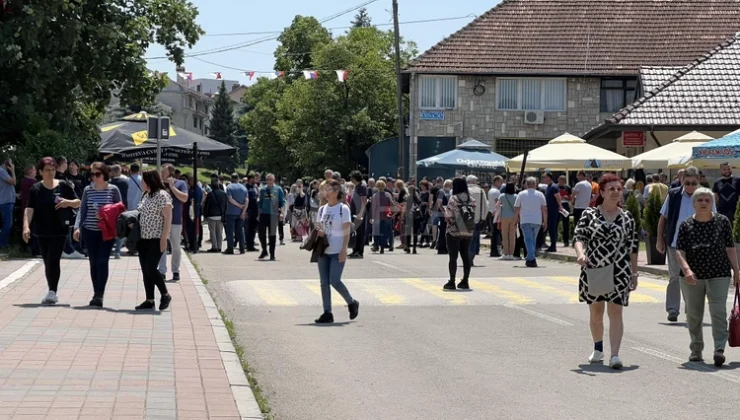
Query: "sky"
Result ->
[[146, 0, 498, 86]]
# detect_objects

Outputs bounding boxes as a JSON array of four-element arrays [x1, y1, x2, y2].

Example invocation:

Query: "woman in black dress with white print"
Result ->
[[574, 173, 639, 370], [135, 170, 173, 311]]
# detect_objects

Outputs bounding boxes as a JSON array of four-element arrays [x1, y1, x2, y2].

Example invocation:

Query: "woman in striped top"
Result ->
[[73, 162, 122, 308]]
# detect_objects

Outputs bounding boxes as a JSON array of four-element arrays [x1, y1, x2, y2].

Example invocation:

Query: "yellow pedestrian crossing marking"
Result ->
[[548, 276, 660, 303], [248, 282, 298, 306], [471, 281, 534, 304], [500, 277, 578, 303], [401, 278, 467, 305], [233, 275, 668, 307], [361, 284, 406, 305]]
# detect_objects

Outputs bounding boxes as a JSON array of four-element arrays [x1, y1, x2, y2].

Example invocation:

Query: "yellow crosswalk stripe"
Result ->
[[401, 278, 467, 305], [249, 281, 298, 306], [305, 283, 346, 304], [472, 281, 534, 304], [361, 284, 406, 305], [498, 277, 578, 303], [548, 276, 659, 303]]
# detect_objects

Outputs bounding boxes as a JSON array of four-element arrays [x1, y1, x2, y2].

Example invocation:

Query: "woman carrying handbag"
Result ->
[[673, 187, 740, 367], [574, 173, 639, 370]]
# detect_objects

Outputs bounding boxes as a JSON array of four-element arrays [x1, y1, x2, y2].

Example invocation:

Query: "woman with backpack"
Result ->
[[442, 177, 476, 290]]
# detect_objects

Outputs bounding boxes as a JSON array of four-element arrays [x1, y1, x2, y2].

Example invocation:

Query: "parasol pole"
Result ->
[[156, 118, 162, 171], [192, 142, 199, 254], [518, 151, 528, 190]]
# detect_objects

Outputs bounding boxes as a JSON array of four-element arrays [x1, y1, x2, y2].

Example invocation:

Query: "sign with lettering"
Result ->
[[420, 111, 445, 121], [622, 131, 645, 147]]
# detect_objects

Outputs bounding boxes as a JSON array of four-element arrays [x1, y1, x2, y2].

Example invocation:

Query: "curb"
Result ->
[[183, 257, 264, 420]]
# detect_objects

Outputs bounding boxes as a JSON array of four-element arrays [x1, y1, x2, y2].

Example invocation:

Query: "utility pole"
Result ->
[[392, 0, 405, 180]]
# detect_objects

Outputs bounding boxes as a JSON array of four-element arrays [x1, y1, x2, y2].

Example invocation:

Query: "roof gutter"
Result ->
[[648, 125, 662, 148]]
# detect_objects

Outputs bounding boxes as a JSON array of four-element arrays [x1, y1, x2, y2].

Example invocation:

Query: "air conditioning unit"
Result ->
[[523, 110, 545, 124]]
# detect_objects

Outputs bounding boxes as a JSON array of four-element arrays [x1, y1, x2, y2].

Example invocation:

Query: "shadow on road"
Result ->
[[295, 322, 353, 327], [570, 363, 640, 376], [13, 303, 162, 316], [658, 322, 712, 327], [679, 361, 740, 372], [13, 303, 72, 308]]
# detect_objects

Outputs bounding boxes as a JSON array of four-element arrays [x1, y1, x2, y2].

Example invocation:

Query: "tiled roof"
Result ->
[[639, 66, 685, 92], [608, 36, 740, 126], [407, 0, 740, 76]]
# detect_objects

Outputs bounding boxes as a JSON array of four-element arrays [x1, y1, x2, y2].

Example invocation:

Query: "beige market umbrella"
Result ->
[[506, 133, 632, 171], [631, 131, 714, 169]]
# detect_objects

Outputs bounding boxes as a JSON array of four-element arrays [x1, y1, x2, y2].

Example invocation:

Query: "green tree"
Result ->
[[625, 193, 642, 237], [351, 8, 372, 28], [209, 81, 239, 168], [274, 16, 332, 75], [274, 26, 417, 175], [240, 79, 296, 178], [0, 0, 204, 167]]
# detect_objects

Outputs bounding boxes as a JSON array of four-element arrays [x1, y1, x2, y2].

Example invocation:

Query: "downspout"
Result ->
[[648, 124, 662, 148]]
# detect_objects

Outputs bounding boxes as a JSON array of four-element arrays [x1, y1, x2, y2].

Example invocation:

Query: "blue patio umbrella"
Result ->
[[690, 132, 740, 166], [416, 139, 508, 171]]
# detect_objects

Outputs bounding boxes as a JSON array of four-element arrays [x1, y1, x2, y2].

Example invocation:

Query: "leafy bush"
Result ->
[[625, 193, 642, 236], [734, 196, 740, 243], [643, 188, 662, 237]]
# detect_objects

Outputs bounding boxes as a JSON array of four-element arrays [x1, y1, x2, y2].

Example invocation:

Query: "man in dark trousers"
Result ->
[[244, 174, 260, 252], [349, 171, 367, 258]]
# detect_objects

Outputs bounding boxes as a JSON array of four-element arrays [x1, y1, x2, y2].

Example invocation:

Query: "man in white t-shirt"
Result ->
[[514, 177, 547, 268], [571, 170, 593, 242]]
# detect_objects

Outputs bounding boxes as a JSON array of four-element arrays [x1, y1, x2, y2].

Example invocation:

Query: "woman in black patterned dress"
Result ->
[[574, 173, 639, 370]]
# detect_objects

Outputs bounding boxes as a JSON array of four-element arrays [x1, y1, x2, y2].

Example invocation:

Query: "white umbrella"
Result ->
[[631, 131, 714, 169], [506, 133, 632, 171]]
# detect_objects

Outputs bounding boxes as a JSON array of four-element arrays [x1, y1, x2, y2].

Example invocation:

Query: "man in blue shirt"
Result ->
[[158, 164, 188, 281], [224, 173, 248, 254], [258, 173, 285, 261], [0, 158, 16, 248]]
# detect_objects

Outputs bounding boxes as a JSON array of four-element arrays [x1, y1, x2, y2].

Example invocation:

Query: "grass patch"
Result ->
[[2, 244, 32, 260], [219, 309, 274, 420], [187, 256, 207, 284]]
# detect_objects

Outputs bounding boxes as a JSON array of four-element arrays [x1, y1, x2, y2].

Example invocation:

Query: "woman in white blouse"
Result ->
[[135, 170, 173, 311]]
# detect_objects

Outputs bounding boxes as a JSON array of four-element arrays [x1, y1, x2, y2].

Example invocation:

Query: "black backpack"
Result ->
[[457, 196, 476, 232]]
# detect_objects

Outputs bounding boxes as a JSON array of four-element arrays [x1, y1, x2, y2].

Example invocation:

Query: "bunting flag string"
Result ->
[[175, 69, 351, 83]]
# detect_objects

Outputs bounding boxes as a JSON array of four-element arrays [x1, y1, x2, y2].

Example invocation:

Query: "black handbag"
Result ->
[[56, 182, 78, 228]]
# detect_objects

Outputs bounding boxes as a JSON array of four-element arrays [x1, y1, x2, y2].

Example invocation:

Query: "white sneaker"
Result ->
[[588, 350, 604, 363], [62, 250, 85, 260], [41, 291, 58, 305], [609, 355, 623, 370]]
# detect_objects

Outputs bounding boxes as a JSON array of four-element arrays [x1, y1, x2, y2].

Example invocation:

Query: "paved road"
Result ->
[[193, 240, 740, 420]]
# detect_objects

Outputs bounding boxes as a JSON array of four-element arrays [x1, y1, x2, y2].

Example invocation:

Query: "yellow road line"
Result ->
[[549, 276, 659, 303], [498, 277, 578, 303], [471, 281, 535, 305], [361, 284, 405, 305], [401, 278, 467, 305], [305, 283, 345, 304], [249, 281, 298, 306]]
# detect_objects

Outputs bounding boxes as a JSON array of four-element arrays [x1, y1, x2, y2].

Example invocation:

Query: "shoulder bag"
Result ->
[[729, 285, 740, 347]]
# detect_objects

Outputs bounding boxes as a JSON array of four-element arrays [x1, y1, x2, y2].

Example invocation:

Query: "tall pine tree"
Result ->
[[209, 81, 240, 168], [351, 8, 372, 28]]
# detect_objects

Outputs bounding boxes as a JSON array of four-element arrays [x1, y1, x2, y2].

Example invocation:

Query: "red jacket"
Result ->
[[98, 202, 126, 241]]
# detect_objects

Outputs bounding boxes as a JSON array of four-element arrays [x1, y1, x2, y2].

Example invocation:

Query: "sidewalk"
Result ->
[[0, 254, 262, 420]]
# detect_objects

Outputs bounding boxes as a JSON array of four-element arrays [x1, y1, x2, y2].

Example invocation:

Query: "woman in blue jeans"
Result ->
[[314, 179, 360, 324], [73, 162, 122, 307]]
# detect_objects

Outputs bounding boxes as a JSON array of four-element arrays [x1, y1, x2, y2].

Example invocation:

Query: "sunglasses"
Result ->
[[92, 172, 103, 178], [683, 181, 698, 186], [605, 186, 623, 192]]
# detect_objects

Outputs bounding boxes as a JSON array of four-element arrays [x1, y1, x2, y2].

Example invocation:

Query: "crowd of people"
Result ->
[[8, 155, 740, 367]]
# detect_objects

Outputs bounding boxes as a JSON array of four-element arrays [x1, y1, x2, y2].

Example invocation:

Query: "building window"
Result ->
[[496, 78, 566, 111], [193, 116, 198, 128], [495, 138, 550, 158], [600, 78, 638, 113], [419, 76, 457, 109]]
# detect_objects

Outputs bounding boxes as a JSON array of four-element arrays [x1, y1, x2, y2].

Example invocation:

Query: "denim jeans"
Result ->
[[225, 214, 245, 252], [0, 202, 13, 247], [373, 219, 392, 250], [521, 223, 541, 262], [158, 224, 183, 275], [317, 254, 354, 313], [82, 229, 114, 297]]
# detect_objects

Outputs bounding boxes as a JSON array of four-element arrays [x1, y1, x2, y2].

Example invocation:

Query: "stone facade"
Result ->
[[409, 74, 613, 176]]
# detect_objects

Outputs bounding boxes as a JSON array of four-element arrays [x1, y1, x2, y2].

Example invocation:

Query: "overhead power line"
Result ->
[[201, 15, 476, 37], [145, 0, 381, 60]]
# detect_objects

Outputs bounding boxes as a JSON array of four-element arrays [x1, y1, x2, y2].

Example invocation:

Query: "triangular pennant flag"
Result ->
[[244, 71, 256, 80], [303, 70, 318, 80], [177, 72, 194, 82], [275, 71, 284, 78], [212, 72, 222, 80], [335, 70, 348, 82]]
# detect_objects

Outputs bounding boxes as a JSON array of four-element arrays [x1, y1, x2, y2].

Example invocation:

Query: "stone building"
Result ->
[[404, 0, 740, 177]]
